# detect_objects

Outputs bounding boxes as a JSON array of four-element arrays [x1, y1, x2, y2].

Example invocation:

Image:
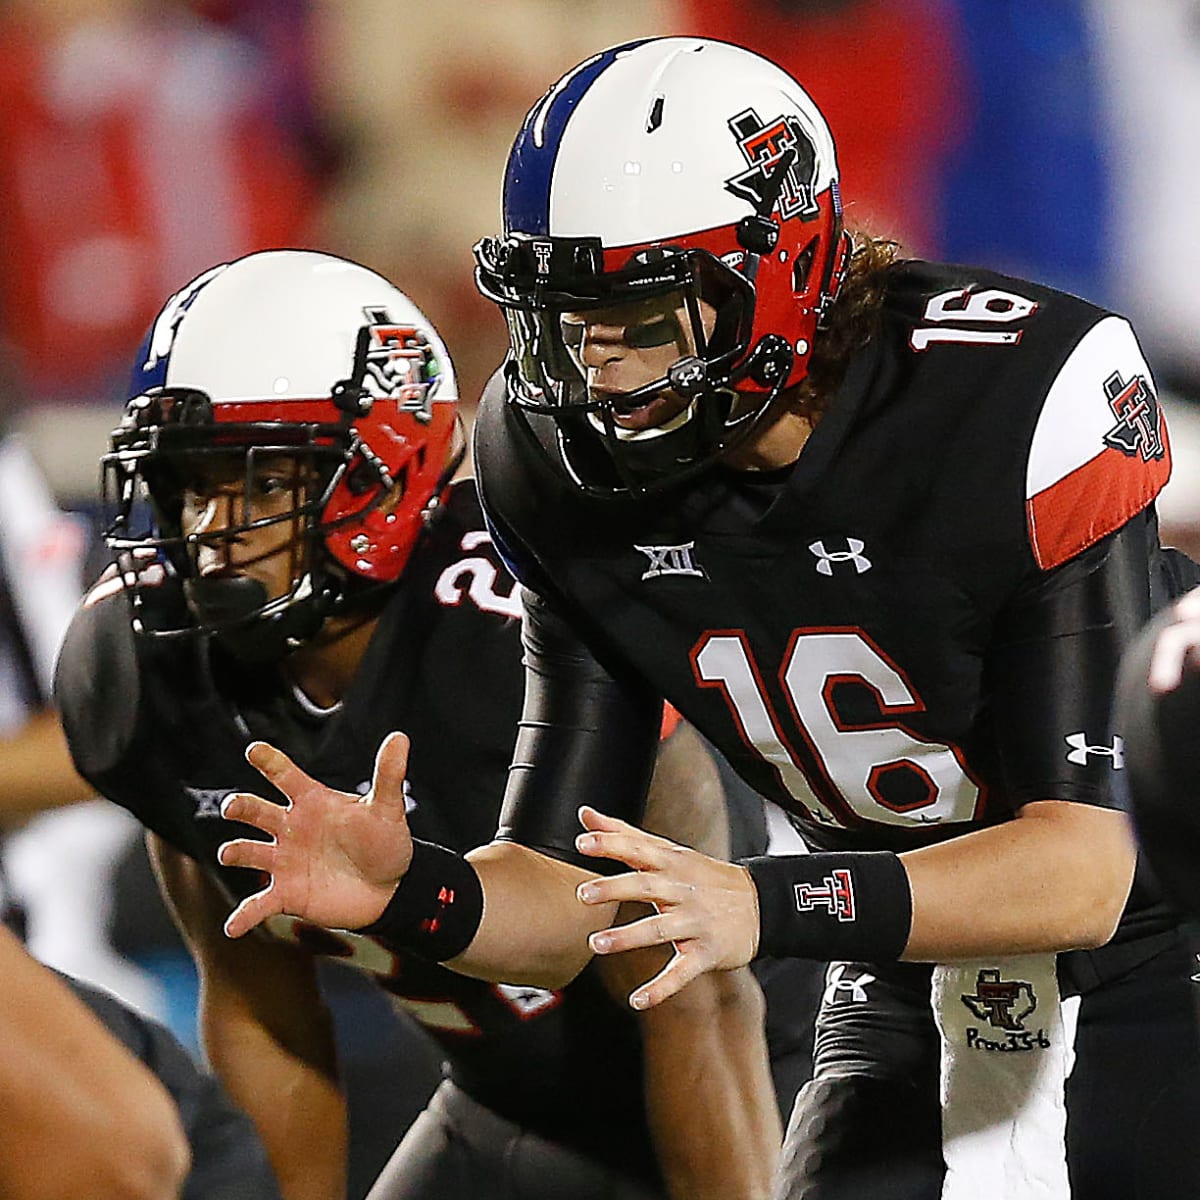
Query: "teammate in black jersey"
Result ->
[[54, 249, 805, 1200], [1116, 586, 1200, 919], [211, 41, 1200, 1199]]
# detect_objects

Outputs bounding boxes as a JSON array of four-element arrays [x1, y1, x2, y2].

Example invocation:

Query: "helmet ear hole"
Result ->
[[378, 473, 407, 518], [792, 237, 818, 295], [345, 457, 377, 496]]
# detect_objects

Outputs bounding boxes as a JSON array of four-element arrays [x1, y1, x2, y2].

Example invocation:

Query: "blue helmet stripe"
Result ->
[[503, 40, 648, 236], [127, 262, 229, 396], [128, 325, 164, 394]]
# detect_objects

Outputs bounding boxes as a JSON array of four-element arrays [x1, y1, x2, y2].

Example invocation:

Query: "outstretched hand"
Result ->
[[574, 806, 760, 1010], [219, 731, 415, 938]]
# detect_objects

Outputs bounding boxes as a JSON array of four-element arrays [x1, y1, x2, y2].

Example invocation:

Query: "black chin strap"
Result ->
[[184, 576, 326, 664]]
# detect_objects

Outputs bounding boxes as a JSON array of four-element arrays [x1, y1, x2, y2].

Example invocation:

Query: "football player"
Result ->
[[212, 40, 1200, 1199], [54, 249, 806, 1200], [0, 430, 280, 1200], [1116, 585, 1200, 918]]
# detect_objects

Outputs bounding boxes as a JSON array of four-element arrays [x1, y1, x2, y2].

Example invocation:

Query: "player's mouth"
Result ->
[[597, 388, 690, 432]]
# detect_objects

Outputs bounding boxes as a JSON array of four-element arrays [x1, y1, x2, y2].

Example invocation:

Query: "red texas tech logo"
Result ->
[[794, 868, 856, 923], [961, 968, 1037, 1032], [362, 307, 441, 422], [1102, 369, 1164, 462], [725, 108, 820, 222]]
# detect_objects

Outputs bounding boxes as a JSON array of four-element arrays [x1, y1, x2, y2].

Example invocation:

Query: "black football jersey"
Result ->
[[476, 260, 1190, 943], [54, 481, 663, 1180]]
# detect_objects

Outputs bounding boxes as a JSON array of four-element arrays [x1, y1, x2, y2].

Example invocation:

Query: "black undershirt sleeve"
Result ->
[[494, 588, 662, 872], [987, 510, 1164, 810]]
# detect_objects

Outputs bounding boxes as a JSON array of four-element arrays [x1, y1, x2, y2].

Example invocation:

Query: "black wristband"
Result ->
[[355, 840, 484, 962], [741, 851, 912, 963]]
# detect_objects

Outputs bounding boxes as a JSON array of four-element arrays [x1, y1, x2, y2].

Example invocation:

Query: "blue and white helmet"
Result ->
[[475, 37, 849, 497], [104, 250, 460, 654]]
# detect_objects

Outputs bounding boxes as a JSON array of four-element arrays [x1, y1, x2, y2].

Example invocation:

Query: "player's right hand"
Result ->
[[218, 731, 415, 938]]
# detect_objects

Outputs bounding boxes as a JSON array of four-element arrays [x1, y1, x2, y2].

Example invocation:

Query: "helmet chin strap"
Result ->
[[184, 575, 329, 664]]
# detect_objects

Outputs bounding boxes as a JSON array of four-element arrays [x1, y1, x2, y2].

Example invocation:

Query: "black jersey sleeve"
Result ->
[[53, 585, 145, 785], [986, 510, 1166, 810], [494, 588, 661, 870]]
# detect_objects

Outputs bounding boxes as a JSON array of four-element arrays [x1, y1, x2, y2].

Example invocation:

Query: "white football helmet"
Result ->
[[475, 37, 849, 497], [105, 249, 460, 656]]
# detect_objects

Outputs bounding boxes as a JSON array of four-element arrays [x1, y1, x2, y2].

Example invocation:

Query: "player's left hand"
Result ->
[[574, 806, 760, 1009]]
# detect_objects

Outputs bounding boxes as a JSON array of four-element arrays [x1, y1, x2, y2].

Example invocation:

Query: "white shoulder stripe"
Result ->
[[1026, 315, 1153, 499]]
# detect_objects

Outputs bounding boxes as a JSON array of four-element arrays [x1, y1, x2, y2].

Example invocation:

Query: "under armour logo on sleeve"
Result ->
[[1064, 732, 1125, 768], [823, 963, 876, 1005]]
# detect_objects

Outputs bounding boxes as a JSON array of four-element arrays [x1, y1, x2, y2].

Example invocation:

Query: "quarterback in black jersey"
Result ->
[[213, 40, 1200, 1200], [55, 250, 804, 1200]]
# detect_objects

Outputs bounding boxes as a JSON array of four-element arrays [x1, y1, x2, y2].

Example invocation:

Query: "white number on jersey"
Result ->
[[910, 286, 1038, 351], [693, 628, 982, 829], [435, 530, 523, 618]]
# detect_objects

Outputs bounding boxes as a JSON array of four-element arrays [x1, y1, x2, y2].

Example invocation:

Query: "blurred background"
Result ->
[[0, 0, 1197, 1194], [3, 0, 1199, 504]]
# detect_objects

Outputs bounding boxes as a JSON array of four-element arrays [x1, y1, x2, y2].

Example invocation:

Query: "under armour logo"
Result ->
[[635, 542, 706, 581], [1064, 732, 1125, 769], [810, 538, 871, 576], [961, 968, 1037, 1032], [186, 786, 232, 820], [823, 963, 876, 1005], [532, 241, 553, 276], [794, 869, 856, 922]]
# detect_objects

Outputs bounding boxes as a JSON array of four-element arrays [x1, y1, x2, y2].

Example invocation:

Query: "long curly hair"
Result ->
[[789, 230, 901, 420]]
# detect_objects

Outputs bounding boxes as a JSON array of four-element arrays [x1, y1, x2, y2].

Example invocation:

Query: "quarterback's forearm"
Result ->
[[451, 840, 616, 988], [900, 799, 1136, 960]]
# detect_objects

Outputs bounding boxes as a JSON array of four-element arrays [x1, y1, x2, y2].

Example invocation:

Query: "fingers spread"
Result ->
[[217, 836, 277, 874], [368, 731, 412, 814], [628, 949, 706, 1011], [577, 871, 690, 908], [220, 791, 288, 835], [589, 908, 693, 956], [578, 805, 636, 834], [223, 885, 277, 939], [576, 827, 674, 872], [246, 741, 312, 795]]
